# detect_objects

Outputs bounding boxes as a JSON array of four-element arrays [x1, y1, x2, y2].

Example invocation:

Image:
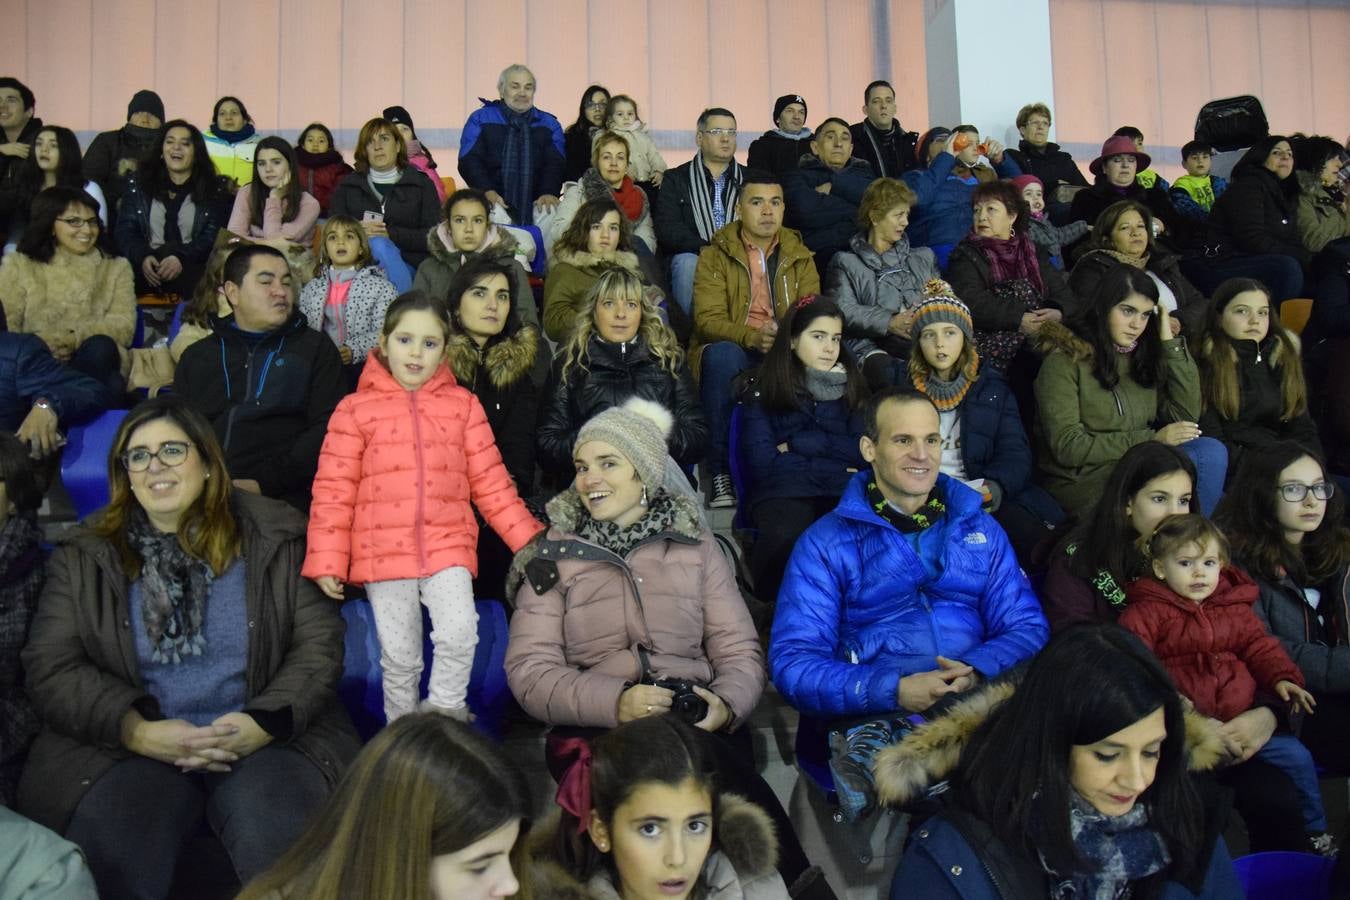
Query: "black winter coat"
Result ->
[[446, 326, 548, 492], [1068, 180, 1193, 252], [782, 157, 876, 258], [82, 125, 160, 217], [1198, 336, 1321, 477], [562, 123, 596, 184], [1210, 166, 1312, 271], [944, 240, 1075, 332], [849, 120, 918, 178], [1067, 248, 1208, 337], [1005, 140, 1089, 193], [329, 167, 442, 268], [536, 335, 707, 478], [173, 312, 345, 510], [0, 117, 42, 242], [747, 131, 813, 177], [654, 159, 743, 256]]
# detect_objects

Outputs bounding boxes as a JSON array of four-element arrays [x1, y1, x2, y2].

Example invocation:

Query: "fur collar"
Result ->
[[1033, 320, 1094, 362], [873, 680, 1228, 808], [519, 793, 778, 900], [445, 326, 539, 390], [506, 489, 704, 605], [549, 247, 640, 275], [425, 222, 524, 268]]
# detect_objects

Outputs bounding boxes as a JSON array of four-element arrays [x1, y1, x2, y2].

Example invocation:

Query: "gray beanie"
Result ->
[[574, 398, 674, 489]]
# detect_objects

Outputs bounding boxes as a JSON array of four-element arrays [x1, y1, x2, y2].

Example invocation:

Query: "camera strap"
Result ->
[[636, 645, 656, 682]]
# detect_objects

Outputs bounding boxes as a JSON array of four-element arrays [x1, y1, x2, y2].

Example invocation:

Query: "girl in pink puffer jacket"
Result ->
[[303, 291, 544, 722]]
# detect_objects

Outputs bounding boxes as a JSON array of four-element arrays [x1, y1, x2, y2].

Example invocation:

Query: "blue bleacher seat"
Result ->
[[338, 597, 513, 741], [1233, 851, 1334, 900], [168, 301, 186, 344], [60, 409, 129, 519]]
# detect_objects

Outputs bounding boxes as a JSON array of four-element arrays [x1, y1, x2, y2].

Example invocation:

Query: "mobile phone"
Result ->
[[362, 210, 384, 224]]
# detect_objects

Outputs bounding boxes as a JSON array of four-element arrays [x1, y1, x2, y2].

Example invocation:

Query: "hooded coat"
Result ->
[[873, 681, 1237, 900], [769, 472, 1047, 718], [413, 224, 539, 330], [16, 492, 361, 832], [302, 357, 544, 585], [1032, 321, 1201, 516], [505, 490, 765, 730], [1295, 169, 1350, 254], [902, 152, 1021, 250], [521, 793, 787, 900], [297, 265, 399, 365], [543, 247, 644, 343], [1121, 569, 1304, 721], [536, 334, 706, 480]]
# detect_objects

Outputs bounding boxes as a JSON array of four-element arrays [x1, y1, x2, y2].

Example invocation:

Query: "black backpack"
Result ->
[[1194, 95, 1269, 152]]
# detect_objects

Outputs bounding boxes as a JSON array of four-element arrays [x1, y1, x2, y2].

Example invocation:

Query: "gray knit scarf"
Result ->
[[128, 511, 214, 664], [803, 366, 848, 402]]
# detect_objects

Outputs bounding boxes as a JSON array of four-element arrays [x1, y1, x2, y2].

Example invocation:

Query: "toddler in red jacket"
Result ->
[[1120, 514, 1334, 854], [303, 292, 544, 722]]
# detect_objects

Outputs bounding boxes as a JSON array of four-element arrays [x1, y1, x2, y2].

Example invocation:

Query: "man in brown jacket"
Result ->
[[690, 170, 820, 507]]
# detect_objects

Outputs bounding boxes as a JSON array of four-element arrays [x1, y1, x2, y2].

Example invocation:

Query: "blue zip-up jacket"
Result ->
[[0, 332, 106, 431], [457, 99, 566, 211], [769, 471, 1047, 718], [738, 389, 863, 503], [173, 311, 344, 509], [902, 152, 1020, 250]]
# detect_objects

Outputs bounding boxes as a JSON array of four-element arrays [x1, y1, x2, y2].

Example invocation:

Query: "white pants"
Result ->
[[364, 566, 477, 721]]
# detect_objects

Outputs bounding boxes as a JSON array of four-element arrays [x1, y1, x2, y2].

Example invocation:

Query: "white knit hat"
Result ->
[[574, 398, 674, 489]]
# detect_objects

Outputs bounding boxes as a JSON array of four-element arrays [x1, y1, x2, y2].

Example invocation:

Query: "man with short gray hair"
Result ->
[[458, 64, 565, 225]]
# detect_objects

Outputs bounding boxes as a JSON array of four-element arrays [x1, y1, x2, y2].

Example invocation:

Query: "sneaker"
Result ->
[[1309, 831, 1339, 857], [827, 719, 893, 823], [709, 473, 737, 508]]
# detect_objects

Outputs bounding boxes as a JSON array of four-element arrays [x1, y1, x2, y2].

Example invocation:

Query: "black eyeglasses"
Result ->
[[1278, 481, 1335, 502], [121, 441, 192, 472]]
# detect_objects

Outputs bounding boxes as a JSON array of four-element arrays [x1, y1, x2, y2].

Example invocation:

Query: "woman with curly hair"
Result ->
[[537, 265, 704, 483]]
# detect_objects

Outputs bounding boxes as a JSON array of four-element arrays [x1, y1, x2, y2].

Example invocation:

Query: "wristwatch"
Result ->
[[33, 397, 52, 411]]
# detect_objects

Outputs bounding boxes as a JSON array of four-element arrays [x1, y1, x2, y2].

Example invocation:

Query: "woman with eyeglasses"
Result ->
[[0, 185, 135, 404], [1209, 136, 1311, 297], [1218, 441, 1350, 774], [16, 396, 359, 898], [562, 84, 610, 184]]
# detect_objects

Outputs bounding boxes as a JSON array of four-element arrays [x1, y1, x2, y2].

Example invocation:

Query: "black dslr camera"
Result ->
[[647, 676, 709, 726]]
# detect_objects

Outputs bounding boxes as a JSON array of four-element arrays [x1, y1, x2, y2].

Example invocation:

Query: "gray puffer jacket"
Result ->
[[825, 230, 939, 361]]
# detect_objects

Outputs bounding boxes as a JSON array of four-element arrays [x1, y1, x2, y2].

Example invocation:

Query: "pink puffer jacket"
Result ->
[[505, 490, 765, 729], [303, 356, 543, 585]]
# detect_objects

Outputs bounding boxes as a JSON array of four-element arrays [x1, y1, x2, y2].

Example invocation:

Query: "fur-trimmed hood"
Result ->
[[872, 679, 1229, 808], [426, 220, 527, 269], [445, 325, 539, 390], [1033, 319, 1094, 362], [519, 793, 779, 900], [549, 246, 641, 276], [505, 488, 705, 605]]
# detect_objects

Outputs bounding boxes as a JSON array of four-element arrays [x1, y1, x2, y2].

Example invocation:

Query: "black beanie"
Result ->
[[383, 106, 415, 134], [773, 94, 807, 125], [128, 90, 165, 122]]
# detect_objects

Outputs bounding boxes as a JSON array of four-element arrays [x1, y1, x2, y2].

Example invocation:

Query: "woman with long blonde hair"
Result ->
[[537, 266, 706, 483]]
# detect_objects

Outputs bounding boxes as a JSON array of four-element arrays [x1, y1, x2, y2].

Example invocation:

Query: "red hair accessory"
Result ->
[[794, 293, 818, 311], [553, 736, 595, 835]]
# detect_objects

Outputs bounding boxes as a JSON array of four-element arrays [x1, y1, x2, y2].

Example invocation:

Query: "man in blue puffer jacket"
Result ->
[[769, 386, 1047, 819]]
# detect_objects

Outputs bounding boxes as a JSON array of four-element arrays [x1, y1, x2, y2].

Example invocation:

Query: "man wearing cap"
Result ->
[[83, 90, 165, 227], [458, 64, 565, 226], [748, 94, 814, 177], [769, 384, 1047, 820], [656, 107, 747, 325], [0, 77, 42, 245], [849, 81, 919, 178]]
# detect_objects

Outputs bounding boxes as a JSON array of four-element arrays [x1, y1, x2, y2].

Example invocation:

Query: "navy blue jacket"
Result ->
[[943, 369, 1064, 525], [769, 471, 1047, 718], [903, 153, 1021, 250], [457, 100, 565, 208], [892, 809, 1242, 900], [0, 333, 105, 431], [114, 174, 231, 270], [173, 312, 344, 509], [782, 157, 876, 257], [739, 390, 863, 503]]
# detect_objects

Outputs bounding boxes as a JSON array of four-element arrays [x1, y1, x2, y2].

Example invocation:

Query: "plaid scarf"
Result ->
[[1043, 790, 1170, 900], [500, 104, 536, 224], [688, 150, 744, 242]]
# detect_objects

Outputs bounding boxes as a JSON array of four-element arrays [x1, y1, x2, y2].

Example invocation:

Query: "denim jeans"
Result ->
[[68, 334, 127, 407], [669, 252, 700, 317], [700, 341, 758, 474], [1179, 436, 1227, 516], [1255, 733, 1328, 832], [1180, 253, 1306, 302], [368, 235, 414, 293], [65, 746, 330, 899]]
